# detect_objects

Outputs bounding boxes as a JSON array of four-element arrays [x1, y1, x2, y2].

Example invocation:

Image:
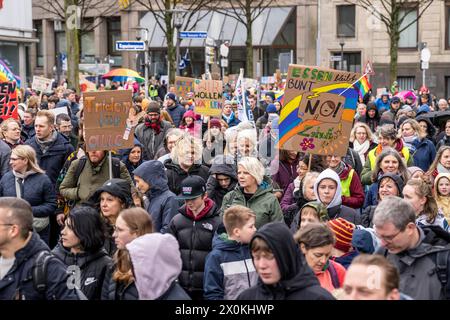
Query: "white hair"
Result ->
[[238, 157, 265, 185]]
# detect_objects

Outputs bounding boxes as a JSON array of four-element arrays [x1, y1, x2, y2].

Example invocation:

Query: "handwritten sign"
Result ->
[[0, 82, 19, 120], [32, 76, 53, 92], [194, 80, 223, 117], [175, 76, 198, 100], [279, 65, 360, 157], [83, 90, 134, 152]]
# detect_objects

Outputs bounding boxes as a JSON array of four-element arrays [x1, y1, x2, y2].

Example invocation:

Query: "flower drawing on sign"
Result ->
[[300, 138, 315, 151]]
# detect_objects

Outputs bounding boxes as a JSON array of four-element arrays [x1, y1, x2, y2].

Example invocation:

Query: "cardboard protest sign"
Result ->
[[49, 107, 69, 123], [0, 81, 19, 120], [279, 65, 360, 157], [32, 76, 53, 92], [194, 80, 223, 117], [175, 76, 198, 100], [83, 90, 134, 152]]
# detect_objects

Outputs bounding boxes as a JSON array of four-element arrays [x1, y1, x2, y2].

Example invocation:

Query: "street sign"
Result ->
[[220, 42, 230, 57], [421, 47, 431, 62], [180, 31, 207, 39], [330, 56, 341, 62], [115, 41, 146, 51], [221, 59, 228, 68], [421, 61, 429, 70], [364, 60, 375, 75]]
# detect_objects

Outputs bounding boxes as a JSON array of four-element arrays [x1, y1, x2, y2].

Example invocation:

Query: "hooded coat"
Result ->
[[167, 198, 221, 299], [166, 103, 186, 128], [206, 161, 238, 209], [164, 159, 210, 196], [203, 225, 258, 300], [179, 110, 201, 137], [133, 160, 178, 233], [126, 233, 190, 300], [237, 222, 335, 300], [314, 169, 361, 224], [119, 142, 144, 179], [52, 244, 112, 300], [221, 176, 284, 229], [0, 233, 79, 300]]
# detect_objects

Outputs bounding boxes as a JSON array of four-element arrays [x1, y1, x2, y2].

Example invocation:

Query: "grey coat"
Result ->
[[134, 120, 172, 160], [0, 139, 11, 179]]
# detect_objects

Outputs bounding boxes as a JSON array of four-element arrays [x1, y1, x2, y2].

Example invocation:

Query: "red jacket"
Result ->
[[338, 163, 365, 209]]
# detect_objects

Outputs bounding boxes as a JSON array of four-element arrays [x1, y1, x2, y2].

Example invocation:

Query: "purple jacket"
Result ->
[[280, 182, 298, 214], [272, 160, 298, 193]]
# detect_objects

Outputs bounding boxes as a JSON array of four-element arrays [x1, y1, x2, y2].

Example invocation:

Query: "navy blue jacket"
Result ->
[[0, 232, 79, 300], [363, 182, 378, 209], [133, 160, 178, 233], [167, 104, 186, 127], [410, 138, 436, 172], [0, 171, 56, 218], [203, 225, 257, 300], [26, 132, 75, 184]]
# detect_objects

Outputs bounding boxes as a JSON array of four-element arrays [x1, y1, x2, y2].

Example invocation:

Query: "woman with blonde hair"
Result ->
[[0, 145, 56, 244], [101, 207, 153, 300], [221, 157, 283, 229], [349, 122, 377, 165], [399, 118, 435, 171], [164, 135, 209, 196]]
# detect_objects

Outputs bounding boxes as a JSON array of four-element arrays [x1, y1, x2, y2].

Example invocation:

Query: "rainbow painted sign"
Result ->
[[279, 65, 360, 157]]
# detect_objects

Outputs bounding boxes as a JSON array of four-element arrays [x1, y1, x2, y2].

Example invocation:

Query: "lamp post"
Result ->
[[169, 9, 185, 76], [339, 39, 345, 70], [132, 27, 150, 99]]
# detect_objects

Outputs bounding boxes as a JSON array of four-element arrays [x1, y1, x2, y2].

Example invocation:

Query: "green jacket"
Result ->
[[59, 154, 134, 204], [220, 176, 283, 229]]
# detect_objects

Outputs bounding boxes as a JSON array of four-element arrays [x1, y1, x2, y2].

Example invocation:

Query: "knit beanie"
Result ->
[[209, 118, 222, 129], [327, 218, 355, 252], [146, 101, 161, 114]]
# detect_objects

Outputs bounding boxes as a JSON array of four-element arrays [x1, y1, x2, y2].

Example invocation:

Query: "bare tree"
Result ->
[[33, 0, 119, 92], [133, 0, 216, 84], [345, 0, 435, 85], [209, 0, 275, 78]]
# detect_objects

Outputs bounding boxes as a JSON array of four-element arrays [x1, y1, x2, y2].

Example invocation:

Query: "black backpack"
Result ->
[[32, 250, 87, 300]]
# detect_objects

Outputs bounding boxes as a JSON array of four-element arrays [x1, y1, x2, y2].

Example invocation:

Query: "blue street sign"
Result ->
[[179, 31, 208, 39], [115, 41, 146, 51]]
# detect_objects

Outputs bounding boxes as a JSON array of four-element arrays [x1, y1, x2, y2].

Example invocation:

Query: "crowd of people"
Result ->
[[1, 78, 450, 301]]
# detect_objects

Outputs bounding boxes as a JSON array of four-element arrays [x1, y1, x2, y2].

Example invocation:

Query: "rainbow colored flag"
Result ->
[[0, 59, 21, 88], [353, 75, 371, 99]]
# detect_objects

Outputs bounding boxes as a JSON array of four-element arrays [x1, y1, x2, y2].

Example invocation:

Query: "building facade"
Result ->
[[30, 0, 450, 98]]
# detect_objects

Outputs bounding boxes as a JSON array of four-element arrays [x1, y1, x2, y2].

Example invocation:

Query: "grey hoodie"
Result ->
[[313, 168, 361, 224], [127, 233, 185, 300]]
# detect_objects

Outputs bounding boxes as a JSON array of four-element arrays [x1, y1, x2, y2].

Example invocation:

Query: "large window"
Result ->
[[397, 76, 415, 91], [229, 48, 246, 75], [34, 21, 43, 67], [331, 52, 361, 73], [446, 77, 450, 99], [80, 19, 95, 63], [107, 17, 122, 67], [337, 5, 355, 37], [399, 8, 418, 49]]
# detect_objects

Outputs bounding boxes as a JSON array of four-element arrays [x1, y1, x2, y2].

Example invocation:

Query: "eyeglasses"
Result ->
[[9, 157, 23, 161], [374, 227, 403, 243]]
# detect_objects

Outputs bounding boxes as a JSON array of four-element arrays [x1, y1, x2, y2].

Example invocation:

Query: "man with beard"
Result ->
[[134, 101, 172, 160], [55, 113, 77, 149]]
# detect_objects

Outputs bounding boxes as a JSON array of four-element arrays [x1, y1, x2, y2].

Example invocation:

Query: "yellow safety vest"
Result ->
[[341, 169, 354, 197], [367, 146, 410, 170]]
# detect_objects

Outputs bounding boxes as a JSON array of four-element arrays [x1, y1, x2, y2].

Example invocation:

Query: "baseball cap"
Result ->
[[175, 176, 207, 200]]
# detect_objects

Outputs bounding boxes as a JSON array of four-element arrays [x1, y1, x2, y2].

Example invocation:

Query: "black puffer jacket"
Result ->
[[237, 222, 335, 300], [166, 198, 221, 299], [52, 244, 113, 300], [164, 159, 210, 196], [101, 266, 139, 300], [206, 161, 237, 208], [0, 233, 78, 300]]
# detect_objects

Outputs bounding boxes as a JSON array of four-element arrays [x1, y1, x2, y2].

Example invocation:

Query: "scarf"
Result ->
[[184, 198, 214, 221], [144, 117, 161, 134], [332, 161, 346, 176], [36, 130, 58, 154], [352, 140, 370, 165], [403, 134, 418, 151], [375, 139, 406, 159], [438, 163, 450, 174]]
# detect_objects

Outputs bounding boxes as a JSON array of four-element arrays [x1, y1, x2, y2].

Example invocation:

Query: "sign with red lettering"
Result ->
[[0, 82, 19, 120]]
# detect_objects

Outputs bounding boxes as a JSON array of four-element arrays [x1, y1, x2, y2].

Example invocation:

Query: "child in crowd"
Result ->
[[434, 173, 450, 222]]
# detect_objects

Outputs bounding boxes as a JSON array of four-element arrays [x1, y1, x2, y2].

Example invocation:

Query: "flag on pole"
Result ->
[[353, 74, 371, 99], [235, 69, 254, 122], [179, 49, 190, 70]]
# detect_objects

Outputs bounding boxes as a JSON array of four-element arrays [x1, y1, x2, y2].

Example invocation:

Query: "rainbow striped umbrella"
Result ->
[[102, 68, 145, 83]]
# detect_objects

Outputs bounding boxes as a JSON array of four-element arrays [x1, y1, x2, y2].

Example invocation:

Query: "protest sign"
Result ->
[[194, 80, 223, 117], [279, 65, 360, 156], [32, 76, 53, 92], [49, 107, 69, 123], [0, 81, 19, 120], [83, 90, 134, 152], [175, 76, 198, 100]]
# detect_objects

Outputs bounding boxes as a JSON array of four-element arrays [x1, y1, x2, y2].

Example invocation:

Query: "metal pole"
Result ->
[[340, 44, 344, 70], [144, 46, 149, 99], [176, 27, 181, 76], [108, 151, 113, 180], [423, 69, 426, 88]]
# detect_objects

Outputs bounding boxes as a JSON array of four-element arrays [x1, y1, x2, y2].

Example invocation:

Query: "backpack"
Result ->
[[32, 250, 88, 300], [327, 260, 341, 289], [58, 155, 122, 212]]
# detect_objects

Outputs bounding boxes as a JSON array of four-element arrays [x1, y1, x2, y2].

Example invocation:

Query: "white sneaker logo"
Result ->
[[84, 277, 97, 286]]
